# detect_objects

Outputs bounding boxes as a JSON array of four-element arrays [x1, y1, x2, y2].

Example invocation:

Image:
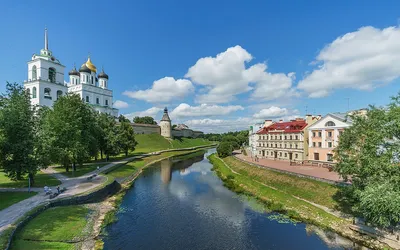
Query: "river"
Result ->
[[103, 148, 362, 250]]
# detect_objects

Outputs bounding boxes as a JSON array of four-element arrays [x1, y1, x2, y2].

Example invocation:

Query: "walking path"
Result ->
[[0, 145, 214, 236], [235, 153, 344, 183]]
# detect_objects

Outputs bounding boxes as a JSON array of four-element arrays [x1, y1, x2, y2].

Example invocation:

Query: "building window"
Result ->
[[57, 90, 62, 100], [26, 88, 30, 96], [44, 88, 51, 99], [280, 136, 282, 140], [327, 154, 333, 162], [295, 144, 298, 149], [275, 144, 277, 148], [32, 87, 37, 98], [48, 67, 56, 83], [290, 135, 292, 140], [328, 142, 332, 148], [96, 97, 99, 104], [325, 121, 336, 127], [295, 135, 298, 140], [295, 154, 298, 159], [312, 132, 316, 137], [318, 142, 322, 147], [271, 152, 273, 156], [314, 153, 320, 160], [290, 144, 292, 148], [284, 153, 287, 157], [105, 99, 109, 106], [328, 131, 332, 137], [86, 96, 89, 103], [32, 65, 37, 80], [91, 76, 94, 84], [285, 136, 287, 140], [318, 132, 322, 137], [279, 152, 282, 157], [259, 136, 261, 140], [339, 131, 343, 136], [312, 142, 316, 147]]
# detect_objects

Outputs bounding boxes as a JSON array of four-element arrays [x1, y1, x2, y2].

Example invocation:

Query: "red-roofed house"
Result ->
[[255, 115, 320, 161]]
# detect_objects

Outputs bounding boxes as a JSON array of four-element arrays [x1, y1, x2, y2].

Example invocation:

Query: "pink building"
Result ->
[[307, 113, 352, 163]]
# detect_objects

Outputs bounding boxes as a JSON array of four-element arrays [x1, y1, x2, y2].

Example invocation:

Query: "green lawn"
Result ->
[[53, 162, 109, 178], [0, 192, 37, 211], [224, 156, 341, 210], [209, 154, 347, 229], [106, 149, 204, 180], [12, 205, 92, 250], [0, 171, 61, 188]]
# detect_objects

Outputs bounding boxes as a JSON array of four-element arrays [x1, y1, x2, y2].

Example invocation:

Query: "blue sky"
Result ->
[[1, 0, 400, 133]]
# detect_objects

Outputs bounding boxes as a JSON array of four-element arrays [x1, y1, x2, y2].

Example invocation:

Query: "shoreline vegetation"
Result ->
[[4, 143, 214, 250], [208, 154, 391, 250]]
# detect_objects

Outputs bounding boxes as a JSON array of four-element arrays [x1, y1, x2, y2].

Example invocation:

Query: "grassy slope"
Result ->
[[0, 171, 61, 188], [106, 149, 203, 180], [224, 157, 341, 210], [0, 192, 37, 211], [53, 162, 109, 178], [12, 205, 91, 250], [208, 154, 347, 229]]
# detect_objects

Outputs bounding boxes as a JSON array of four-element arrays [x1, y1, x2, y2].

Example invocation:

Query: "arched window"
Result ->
[[32, 65, 37, 80], [96, 97, 99, 104], [86, 96, 89, 103], [105, 99, 108, 106], [91, 76, 94, 84], [325, 121, 336, 127], [57, 90, 62, 100], [32, 87, 37, 98], [44, 88, 51, 99], [48, 67, 56, 83]]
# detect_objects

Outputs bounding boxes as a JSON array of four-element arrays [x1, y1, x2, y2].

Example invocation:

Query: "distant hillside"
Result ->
[[134, 134, 214, 154]]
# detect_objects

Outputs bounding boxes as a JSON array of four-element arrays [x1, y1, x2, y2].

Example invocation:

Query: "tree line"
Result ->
[[203, 131, 249, 158], [0, 83, 136, 185]]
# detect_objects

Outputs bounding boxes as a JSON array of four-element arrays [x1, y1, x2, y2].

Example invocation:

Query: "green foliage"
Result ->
[[96, 113, 120, 160], [203, 130, 248, 147], [117, 116, 137, 156], [0, 83, 39, 184], [217, 141, 233, 158], [335, 94, 400, 228], [42, 94, 99, 171], [133, 116, 157, 125]]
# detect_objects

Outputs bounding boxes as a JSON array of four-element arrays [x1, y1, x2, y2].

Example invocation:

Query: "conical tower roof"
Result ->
[[161, 107, 171, 121]]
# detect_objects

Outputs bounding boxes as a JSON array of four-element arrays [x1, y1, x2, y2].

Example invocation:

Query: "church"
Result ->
[[23, 29, 119, 117]]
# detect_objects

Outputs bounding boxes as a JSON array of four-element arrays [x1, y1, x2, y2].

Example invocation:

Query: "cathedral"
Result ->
[[23, 29, 119, 117]]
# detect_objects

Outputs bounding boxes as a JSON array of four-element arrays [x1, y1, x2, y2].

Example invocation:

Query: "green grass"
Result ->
[[0, 171, 61, 188], [209, 154, 348, 229], [0, 191, 37, 211], [53, 162, 109, 177], [12, 205, 92, 250], [224, 156, 341, 210], [106, 149, 204, 180]]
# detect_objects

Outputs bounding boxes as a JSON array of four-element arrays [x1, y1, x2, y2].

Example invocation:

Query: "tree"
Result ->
[[0, 83, 38, 184], [45, 94, 99, 172], [217, 141, 233, 158], [335, 95, 400, 228], [222, 135, 240, 150], [117, 115, 137, 156], [133, 116, 157, 125], [97, 113, 119, 161]]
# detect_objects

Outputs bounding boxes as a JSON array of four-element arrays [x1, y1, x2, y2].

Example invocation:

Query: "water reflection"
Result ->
[[104, 149, 362, 250]]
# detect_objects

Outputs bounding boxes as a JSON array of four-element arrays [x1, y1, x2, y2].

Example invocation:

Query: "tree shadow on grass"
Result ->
[[332, 185, 356, 215]]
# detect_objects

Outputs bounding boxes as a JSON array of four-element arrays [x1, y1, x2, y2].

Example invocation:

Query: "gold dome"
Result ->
[[82, 57, 97, 72]]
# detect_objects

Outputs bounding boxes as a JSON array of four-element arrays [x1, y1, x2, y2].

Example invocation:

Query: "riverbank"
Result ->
[[208, 154, 392, 250], [3, 147, 212, 250]]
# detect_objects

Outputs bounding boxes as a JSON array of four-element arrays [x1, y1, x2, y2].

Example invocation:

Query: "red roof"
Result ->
[[257, 120, 307, 134]]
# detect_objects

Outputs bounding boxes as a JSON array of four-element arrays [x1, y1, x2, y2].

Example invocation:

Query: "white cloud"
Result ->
[[185, 45, 295, 103], [123, 77, 194, 103], [185, 117, 253, 133], [170, 103, 244, 119], [253, 106, 289, 119], [298, 25, 400, 97], [124, 107, 163, 121], [113, 100, 129, 109]]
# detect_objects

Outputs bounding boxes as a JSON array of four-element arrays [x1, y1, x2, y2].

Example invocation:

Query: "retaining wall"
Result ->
[[5, 180, 121, 250]]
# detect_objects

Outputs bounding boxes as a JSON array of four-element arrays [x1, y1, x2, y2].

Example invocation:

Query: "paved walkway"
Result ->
[[0, 155, 140, 234], [235, 153, 344, 183], [0, 145, 213, 235]]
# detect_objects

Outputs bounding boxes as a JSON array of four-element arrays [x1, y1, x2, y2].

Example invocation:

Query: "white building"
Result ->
[[248, 122, 264, 157], [23, 29, 118, 117]]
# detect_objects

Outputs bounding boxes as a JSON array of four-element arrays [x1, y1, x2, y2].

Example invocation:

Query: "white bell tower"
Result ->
[[24, 28, 67, 107]]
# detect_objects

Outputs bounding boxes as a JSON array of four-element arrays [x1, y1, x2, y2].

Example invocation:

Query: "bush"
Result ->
[[217, 142, 233, 158]]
